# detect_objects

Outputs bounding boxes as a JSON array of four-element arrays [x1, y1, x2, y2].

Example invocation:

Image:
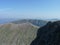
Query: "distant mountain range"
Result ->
[[0, 18, 17, 24], [0, 18, 59, 27], [12, 19, 48, 27], [46, 19, 60, 21]]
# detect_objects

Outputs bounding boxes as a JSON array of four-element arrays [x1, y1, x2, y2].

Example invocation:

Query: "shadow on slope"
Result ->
[[30, 21, 60, 45]]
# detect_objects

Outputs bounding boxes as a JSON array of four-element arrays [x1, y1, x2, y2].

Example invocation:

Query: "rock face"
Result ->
[[30, 21, 60, 45]]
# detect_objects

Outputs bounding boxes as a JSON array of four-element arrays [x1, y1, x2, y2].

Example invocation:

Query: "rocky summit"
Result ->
[[30, 21, 60, 45]]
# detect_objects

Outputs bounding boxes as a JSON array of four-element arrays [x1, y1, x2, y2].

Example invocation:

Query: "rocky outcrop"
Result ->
[[30, 21, 60, 45]]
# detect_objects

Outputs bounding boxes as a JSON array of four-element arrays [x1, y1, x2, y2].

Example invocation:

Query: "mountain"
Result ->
[[12, 19, 47, 27], [46, 19, 60, 21], [0, 19, 48, 27], [0, 18, 17, 24], [0, 22, 39, 45], [31, 21, 60, 45]]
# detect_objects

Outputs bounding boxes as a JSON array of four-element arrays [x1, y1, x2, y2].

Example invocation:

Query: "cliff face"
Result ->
[[30, 21, 60, 45]]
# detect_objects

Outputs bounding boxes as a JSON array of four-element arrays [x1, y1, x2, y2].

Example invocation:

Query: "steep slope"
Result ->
[[0, 23, 38, 45], [31, 21, 60, 45], [12, 19, 47, 27]]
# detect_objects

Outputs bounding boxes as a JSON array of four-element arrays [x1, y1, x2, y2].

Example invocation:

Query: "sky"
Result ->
[[0, 0, 60, 19]]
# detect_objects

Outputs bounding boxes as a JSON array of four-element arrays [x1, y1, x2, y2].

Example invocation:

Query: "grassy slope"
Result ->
[[0, 23, 38, 45]]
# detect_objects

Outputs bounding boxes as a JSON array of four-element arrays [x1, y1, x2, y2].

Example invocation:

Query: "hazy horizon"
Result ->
[[0, 0, 60, 19]]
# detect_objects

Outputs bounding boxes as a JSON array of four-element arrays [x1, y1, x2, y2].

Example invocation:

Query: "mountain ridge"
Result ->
[[12, 19, 47, 27], [0, 22, 38, 45]]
